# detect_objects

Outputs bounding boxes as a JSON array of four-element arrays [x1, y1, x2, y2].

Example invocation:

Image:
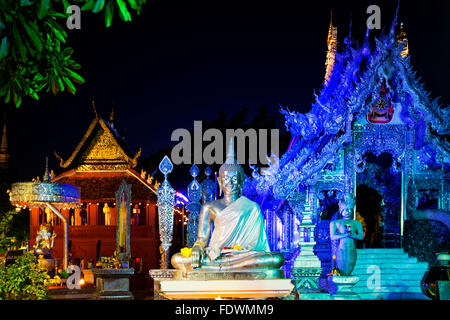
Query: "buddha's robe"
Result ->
[[204, 196, 270, 261]]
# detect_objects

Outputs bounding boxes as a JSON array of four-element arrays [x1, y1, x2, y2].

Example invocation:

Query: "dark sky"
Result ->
[[3, 0, 450, 181]]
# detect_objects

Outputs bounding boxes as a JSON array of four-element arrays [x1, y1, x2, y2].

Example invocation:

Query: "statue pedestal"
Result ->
[[292, 242, 322, 293], [92, 268, 134, 300], [37, 257, 58, 273], [149, 269, 293, 300], [328, 275, 360, 300]]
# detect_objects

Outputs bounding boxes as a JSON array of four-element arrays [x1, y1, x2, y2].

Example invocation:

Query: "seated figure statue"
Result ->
[[171, 139, 284, 272], [35, 223, 56, 259], [330, 193, 364, 276]]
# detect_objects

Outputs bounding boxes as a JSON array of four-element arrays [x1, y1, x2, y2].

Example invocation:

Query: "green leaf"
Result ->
[[37, 0, 50, 19], [65, 68, 85, 84], [81, 0, 96, 11], [57, 76, 64, 92], [4, 89, 11, 103], [12, 26, 27, 62], [116, 0, 131, 21], [20, 0, 35, 6], [62, 0, 71, 12], [93, 0, 106, 13], [0, 37, 8, 59], [21, 20, 43, 53], [13, 91, 21, 108], [104, 1, 114, 27], [4, 13, 13, 23], [62, 76, 75, 94], [53, 28, 66, 43]]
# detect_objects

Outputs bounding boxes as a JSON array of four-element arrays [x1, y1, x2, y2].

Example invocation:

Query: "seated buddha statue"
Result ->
[[171, 139, 284, 272]]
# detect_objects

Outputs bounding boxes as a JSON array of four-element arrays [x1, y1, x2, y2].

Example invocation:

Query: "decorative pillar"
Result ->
[[291, 187, 323, 294], [186, 164, 202, 248], [157, 156, 175, 269], [400, 166, 406, 247], [46, 203, 69, 271], [201, 166, 215, 204], [266, 209, 275, 250]]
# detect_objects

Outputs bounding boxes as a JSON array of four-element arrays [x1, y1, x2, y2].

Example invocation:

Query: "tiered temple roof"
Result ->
[[52, 112, 157, 202]]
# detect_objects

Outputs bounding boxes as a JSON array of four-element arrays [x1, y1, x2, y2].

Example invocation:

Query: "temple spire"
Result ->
[[0, 112, 10, 169], [324, 10, 338, 84]]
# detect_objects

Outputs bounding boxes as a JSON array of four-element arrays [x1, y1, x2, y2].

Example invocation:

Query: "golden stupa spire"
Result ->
[[43, 156, 51, 182], [397, 22, 409, 58], [325, 11, 338, 84]]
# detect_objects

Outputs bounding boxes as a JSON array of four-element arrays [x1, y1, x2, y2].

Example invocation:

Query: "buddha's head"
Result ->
[[339, 192, 355, 219], [218, 138, 245, 197]]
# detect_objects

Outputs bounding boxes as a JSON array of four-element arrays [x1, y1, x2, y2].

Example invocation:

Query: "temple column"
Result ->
[[111, 206, 117, 226], [89, 204, 98, 225], [30, 208, 39, 227]]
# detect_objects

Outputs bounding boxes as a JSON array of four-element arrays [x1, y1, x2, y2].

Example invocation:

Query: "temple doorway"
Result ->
[[356, 152, 402, 248], [356, 185, 382, 248]]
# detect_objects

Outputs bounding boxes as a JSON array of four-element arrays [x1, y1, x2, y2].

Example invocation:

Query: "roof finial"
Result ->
[[43, 156, 51, 182], [92, 100, 98, 118], [110, 106, 115, 125], [389, 0, 400, 39], [348, 12, 352, 40]]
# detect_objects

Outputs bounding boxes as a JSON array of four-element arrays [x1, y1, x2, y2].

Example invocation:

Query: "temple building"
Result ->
[[28, 109, 160, 289], [246, 16, 449, 299]]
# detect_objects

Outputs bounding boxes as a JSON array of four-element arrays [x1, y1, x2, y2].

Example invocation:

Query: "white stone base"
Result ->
[[329, 276, 360, 300], [158, 279, 294, 300]]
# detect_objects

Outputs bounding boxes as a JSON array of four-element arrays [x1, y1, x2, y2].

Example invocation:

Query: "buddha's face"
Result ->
[[219, 170, 242, 196]]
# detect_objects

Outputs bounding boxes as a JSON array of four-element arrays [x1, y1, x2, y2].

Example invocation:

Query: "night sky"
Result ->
[[2, 0, 450, 182]]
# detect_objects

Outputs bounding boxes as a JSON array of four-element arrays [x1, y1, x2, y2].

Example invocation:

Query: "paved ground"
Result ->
[[49, 286, 154, 300]]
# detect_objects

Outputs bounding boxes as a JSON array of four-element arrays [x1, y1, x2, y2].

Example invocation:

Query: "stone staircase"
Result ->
[[352, 248, 430, 300]]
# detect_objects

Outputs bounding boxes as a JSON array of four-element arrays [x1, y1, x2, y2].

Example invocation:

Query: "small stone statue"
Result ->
[[329, 193, 364, 276]]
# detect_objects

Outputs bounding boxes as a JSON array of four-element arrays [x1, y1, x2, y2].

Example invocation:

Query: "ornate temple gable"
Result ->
[[54, 116, 141, 171], [249, 14, 449, 201]]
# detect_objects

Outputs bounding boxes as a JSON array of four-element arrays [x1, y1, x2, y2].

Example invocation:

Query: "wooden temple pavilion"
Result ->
[[28, 111, 160, 290]]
